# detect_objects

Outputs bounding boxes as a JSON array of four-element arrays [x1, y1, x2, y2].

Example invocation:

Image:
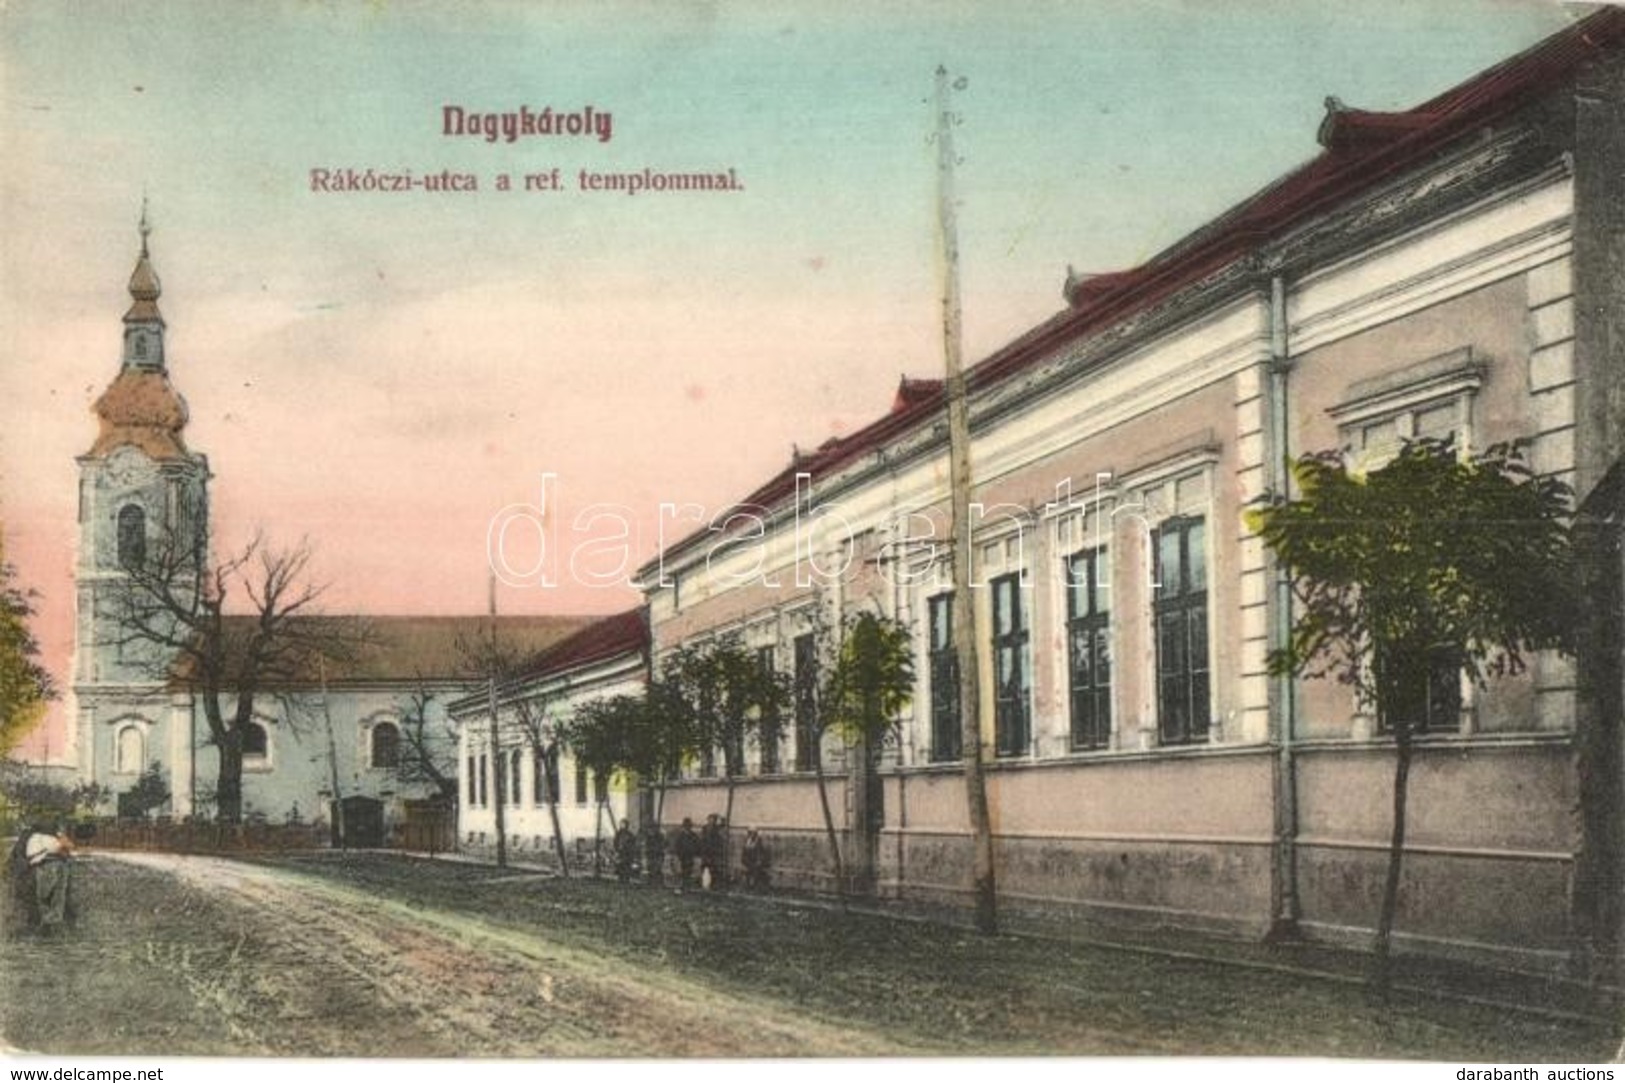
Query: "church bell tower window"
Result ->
[[117, 504, 147, 569]]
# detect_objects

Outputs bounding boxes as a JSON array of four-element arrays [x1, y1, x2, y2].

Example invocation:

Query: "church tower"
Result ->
[[73, 208, 210, 814]]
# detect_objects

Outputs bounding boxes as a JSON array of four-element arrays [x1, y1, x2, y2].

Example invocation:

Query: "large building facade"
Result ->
[[636, 12, 1625, 972]]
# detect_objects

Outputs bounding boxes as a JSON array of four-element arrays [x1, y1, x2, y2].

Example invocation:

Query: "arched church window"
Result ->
[[134, 334, 148, 359], [117, 504, 146, 568], [242, 720, 268, 758], [370, 722, 400, 769], [116, 724, 145, 774]]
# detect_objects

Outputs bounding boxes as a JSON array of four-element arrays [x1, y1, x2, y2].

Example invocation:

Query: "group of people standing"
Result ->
[[611, 814, 771, 892], [5, 821, 77, 938]]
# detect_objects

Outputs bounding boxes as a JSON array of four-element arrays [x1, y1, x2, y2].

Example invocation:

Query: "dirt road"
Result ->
[[4, 852, 897, 1057], [4, 850, 1612, 1059]]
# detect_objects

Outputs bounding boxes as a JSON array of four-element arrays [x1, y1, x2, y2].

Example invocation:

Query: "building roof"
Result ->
[[649, 8, 1625, 571], [177, 614, 595, 686], [525, 606, 649, 678], [446, 607, 649, 715], [88, 369, 191, 460]]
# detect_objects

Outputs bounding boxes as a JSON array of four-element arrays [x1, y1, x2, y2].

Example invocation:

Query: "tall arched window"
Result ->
[[370, 722, 400, 769], [116, 724, 145, 774], [117, 504, 146, 568], [241, 720, 268, 758]]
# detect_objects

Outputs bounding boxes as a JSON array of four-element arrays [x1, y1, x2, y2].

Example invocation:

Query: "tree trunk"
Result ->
[[1373, 722, 1414, 993], [487, 680, 507, 869], [199, 689, 243, 825], [593, 792, 605, 878], [216, 729, 244, 825], [812, 736, 845, 900], [544, 745, 569, 878]]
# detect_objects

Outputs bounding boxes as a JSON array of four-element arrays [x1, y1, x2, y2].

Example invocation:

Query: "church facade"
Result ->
[[71, 220, 587, 834]]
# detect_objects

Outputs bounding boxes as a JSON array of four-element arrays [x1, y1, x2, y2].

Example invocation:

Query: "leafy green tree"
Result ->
[[1248, 437, 1575, 988], [668, 637, 790, 832], [0, 531, 56, 756], [559, 693, 651, 873], [809, 611, 916, 898], [639, 675, 697, 824]]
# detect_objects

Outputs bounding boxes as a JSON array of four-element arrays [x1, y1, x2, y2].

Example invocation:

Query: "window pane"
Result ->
[[1186, 521, 1206, 593], [1426, 648, 1462, 732], [1067, 554, 1089, 619], [1095, 548, 1110, 614], [117, 504, 147, 569], [931, 652, 961, 762], [1160, 677, 1188, 742], [794, 633, 818, 771], [1070, 625, 1094, 689], [1157, 529, 1182, 597], [1361, 418, 1398, 450], [1159, 612, 1186, 676], [930, 595, 951, 649], [1188, 605, 1209, 676], [1189, 672, 1211, 739], [1095, 626, 1112, 686], [371, 724, 399, 769]]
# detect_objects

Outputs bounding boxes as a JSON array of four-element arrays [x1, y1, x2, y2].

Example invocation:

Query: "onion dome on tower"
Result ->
[[87, 207, 193, 461]]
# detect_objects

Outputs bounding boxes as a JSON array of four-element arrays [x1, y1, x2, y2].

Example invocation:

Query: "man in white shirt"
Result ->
[[22, 823, 73, 935]]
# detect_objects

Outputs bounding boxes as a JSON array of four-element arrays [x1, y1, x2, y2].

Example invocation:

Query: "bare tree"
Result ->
[[455, 630, 579, 873], [107, 506, 368, 824], [508, 696, 571, 876], [393, 683, 459, 802]]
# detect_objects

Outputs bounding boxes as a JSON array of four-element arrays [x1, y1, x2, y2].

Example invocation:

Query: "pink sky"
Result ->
[[0, 1, 1577, 763]]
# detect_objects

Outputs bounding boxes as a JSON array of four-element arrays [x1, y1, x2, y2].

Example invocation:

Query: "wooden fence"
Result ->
[[396, 800, 456, 856]]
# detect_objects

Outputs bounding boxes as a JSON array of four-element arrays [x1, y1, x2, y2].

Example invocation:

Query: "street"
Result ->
[[0, 851, 1612, 1059]]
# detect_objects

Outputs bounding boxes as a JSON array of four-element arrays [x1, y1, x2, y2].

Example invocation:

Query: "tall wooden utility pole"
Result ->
[[935, 65, 997, 934], [487, 573, 508, 868], [320, 655, 346, 850]]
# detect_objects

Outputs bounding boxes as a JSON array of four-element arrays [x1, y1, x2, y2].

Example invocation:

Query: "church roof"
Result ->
[[173, 614, 595, 687], [124, 205, 164, 324], [336, 615, 595, 681], [88, 369, 191, 460]]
